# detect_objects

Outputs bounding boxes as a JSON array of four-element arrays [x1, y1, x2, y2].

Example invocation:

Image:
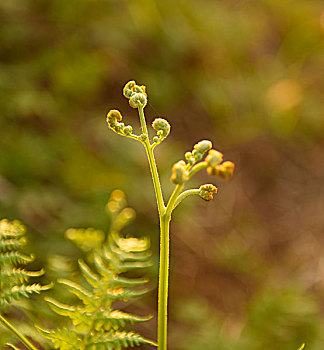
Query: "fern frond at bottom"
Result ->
[[37, 327, 82, 350], [41, 194, 156, 349], [38, 326, 157, 350], [88, 330, 157, 349]]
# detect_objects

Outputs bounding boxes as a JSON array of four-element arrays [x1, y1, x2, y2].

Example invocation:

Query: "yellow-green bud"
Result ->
[[185, 152, 192, 160], [123, 80, 136, 99], [152, 118, 171, 140], [133, 85, 147, 95], [129, 93, 147, 108], [193, 140, 212, 155], [171, 160, 189, 184], [123, 125, 133, 135], [206, 149, 223, 175], [153, 136, 159, 143], [138, 134, 147, 142], [192, 149, 203, 161], [199, 184, 218, 201], [206, 149, 223, 166], [115, 123, 124, 133], [217, 161, 235, 179], [188, 157, 195, 166], [107, 109, 123, 127]]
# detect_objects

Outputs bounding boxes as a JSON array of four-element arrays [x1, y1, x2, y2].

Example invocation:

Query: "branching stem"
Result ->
[[138, 106, 165, 217], [138, 105, 177, 350]]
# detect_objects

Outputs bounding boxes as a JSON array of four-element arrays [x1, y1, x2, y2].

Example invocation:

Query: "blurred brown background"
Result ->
[[1, 1, 324, 349]]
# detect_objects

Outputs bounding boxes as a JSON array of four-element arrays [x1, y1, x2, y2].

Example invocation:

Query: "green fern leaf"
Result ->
[[110, 276, 148, 288], [0, 237, 26, 252], [42, 193, 156, 349], [45, 298, 93, 330], [57, 279, 98, 308], [0, 268, 45, 284], [37, 327, 83, 350], [93, 255, 113, 279], [94, 310, 152, 330], [0, 283, 52, 306], [88, 330, 157, 349], [0, 220, 25, 238], [78, 259, 101, 288], [0, 219, 50, 310], [0, 251, 34, 266]]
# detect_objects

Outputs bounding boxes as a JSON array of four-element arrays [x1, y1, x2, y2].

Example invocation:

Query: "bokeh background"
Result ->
[[1, 0, 324, 349]]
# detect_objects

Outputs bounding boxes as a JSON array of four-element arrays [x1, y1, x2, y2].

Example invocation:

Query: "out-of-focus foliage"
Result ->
[[0, 219, 50, 347], [40, 191, 155, 349], [1, 0, 324, 349]]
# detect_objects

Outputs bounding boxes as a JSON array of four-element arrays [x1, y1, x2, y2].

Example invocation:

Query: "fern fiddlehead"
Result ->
[[106, 81, 235, 350]]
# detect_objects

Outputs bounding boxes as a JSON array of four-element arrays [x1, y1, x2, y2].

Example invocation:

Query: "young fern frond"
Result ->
[[106, 81, 235, 350], [40, 191, 156, 349]]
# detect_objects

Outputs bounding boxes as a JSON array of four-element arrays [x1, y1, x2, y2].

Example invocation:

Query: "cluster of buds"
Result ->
[[123, 80, 147, 108], [199, 184, 218, 201], [206, 150, 235, 179], [185, 140, 212, 166], [170, 139, 234, 204], [106, 109, 134, 136], [152, 118, 171, 144], [107, 81, 171, 146]]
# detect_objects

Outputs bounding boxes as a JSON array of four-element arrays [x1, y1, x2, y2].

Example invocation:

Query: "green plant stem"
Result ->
[[138, 105, 165, 216], [173, 189, 200, 209], [165, 184, 183, 217], [0, 314, 38, 350], [137, 104, 173, 349], [158, 213, 170, 350], [138, 105, 149, 136], [188, 161, 208, 178]]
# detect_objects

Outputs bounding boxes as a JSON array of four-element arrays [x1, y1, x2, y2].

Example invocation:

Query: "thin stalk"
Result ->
[[173, 189, 200, 210], [0, 314, 38, 350], [138, 105, 149, 136], [188, 161, 208, 178], [157, 213, 170, 350], [165, 184, 183, 218], [138, 106, 165, 216]]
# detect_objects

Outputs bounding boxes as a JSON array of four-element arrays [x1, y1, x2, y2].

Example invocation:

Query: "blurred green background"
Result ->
[[1, 0, 324, 349]]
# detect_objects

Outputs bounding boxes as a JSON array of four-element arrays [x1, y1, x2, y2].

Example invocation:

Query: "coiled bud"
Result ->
[[206, 149, 224, 175], [171, 160, 189, 185], [129, 93, 147, 108], [123, 80, 148, 107], [123, 80, 136, 99], [199, 184, 218, 201], [123, 125, 133, 135], [193, 140, 212, 156], [206, 149, 234, 179], [107, 109, 123, 127], [133, 85, 146, 94], [152, 118, 171, 141]]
